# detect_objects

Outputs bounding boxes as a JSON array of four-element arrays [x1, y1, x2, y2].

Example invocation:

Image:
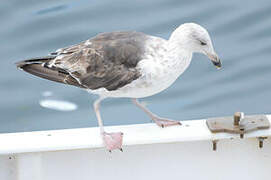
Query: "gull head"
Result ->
[[170, 23, 221, 69]]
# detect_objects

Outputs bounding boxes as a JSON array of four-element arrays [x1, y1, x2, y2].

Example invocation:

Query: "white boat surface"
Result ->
[[0, 114, 271, 180]]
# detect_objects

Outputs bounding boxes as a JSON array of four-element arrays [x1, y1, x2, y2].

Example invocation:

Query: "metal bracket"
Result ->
[[258, 137, 268, 148], [206, 112, 270, 138]]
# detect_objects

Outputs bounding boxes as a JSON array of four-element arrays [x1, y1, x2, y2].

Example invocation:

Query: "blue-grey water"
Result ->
[[1, 0, 271, 133]]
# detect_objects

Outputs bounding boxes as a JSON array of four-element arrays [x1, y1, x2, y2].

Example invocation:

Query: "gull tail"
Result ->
[[16, 56, 84, 88]]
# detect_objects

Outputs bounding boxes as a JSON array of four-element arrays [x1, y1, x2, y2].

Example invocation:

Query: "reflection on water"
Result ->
[[39, 91, 78, 111], [0, 0, 271, 133], [39, 99, 77, 111]]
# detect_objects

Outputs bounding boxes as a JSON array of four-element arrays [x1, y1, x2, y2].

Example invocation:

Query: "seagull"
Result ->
[[16, 23, 221, 152]]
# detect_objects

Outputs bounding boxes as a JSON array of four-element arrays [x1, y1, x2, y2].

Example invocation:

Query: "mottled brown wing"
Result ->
[[52, 31, 148, 91]]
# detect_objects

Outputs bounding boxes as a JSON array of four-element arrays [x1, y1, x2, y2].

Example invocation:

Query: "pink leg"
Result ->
[[132, 98, 181, 128], [94, 98, 123, 152]]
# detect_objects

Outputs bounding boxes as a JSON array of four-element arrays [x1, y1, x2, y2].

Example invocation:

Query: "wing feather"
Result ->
[[50, 31, 148, 90]]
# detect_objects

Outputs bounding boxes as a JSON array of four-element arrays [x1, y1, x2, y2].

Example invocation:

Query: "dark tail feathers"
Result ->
[[16, 56, 84, 88]]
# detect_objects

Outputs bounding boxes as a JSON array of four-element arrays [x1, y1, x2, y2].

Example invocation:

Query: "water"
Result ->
[[1, 0, 271, 133]]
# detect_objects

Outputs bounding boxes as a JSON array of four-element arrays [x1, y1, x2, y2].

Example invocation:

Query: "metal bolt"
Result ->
[[258, 137, 267, 148], [234, 112, 242, 126], [240, 128, 244, 139], [259, 140, 263, 148], [212, 140, 218, 151], [234, 112, 245, 138]]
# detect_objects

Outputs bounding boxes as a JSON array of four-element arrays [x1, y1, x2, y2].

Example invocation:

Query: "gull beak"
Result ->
[[207, 52, 221, 69]]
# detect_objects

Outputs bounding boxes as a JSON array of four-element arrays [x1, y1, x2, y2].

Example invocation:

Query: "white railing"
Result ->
[[0, 114, 270, 180]]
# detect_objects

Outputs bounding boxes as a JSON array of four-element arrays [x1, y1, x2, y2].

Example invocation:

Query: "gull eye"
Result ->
[[200, 41, 207, 46]]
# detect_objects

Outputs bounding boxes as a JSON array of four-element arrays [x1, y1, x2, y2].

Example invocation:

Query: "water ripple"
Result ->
[[36, 5, 68, 15], [1, 0, 271, 132]]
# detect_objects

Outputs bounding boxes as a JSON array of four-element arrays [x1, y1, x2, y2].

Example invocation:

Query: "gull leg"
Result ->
[[132, 98, 181, 128], [94, 97, 123, 152]]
